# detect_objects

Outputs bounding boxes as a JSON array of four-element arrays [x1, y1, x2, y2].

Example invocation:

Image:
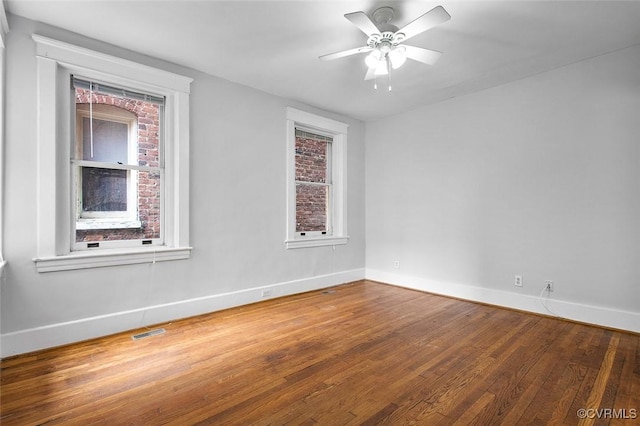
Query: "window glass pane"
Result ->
[[82, 117, 128, 162], [137, 170, 161, 239], [296, 183, 328, 232], [82, 167, 127, 211], [295, 130, 331, 184]]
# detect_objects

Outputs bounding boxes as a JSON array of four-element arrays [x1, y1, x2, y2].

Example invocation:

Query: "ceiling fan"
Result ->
[[319, 5, 451, 90]]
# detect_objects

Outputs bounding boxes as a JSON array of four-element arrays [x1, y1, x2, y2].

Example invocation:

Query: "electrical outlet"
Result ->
[[545, 280, 553, 292], [393, 260, 400, 269], [514, 275, 523, 287], [261, 288, 273, 298]]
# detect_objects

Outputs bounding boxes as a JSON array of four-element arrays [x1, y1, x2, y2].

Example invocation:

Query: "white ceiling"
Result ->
[[6, 0, 640, 121]]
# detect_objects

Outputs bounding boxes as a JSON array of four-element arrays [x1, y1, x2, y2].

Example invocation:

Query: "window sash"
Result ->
[[74, 106, 139, 220], [295, 182, 332, 235]]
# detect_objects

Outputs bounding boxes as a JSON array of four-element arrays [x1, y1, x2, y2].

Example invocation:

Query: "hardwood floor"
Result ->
[[1, 280, 638, 425]]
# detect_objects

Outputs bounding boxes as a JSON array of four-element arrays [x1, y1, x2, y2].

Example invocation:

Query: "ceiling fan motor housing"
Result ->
[[367, 31, 405, 51], [372, 6, 398, 33]]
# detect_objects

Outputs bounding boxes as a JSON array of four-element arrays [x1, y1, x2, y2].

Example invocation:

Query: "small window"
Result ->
[[295, 129, 332, 236], [72, 78, 163, 249], [286, 108, 348, 249]]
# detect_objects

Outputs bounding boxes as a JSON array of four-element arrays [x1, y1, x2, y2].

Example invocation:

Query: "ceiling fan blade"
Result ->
[[404, 45, 442, 65], [344, 11, 381, 37], [319, 46, 372, 61], [364, 67, 376, 81], [396, 5, 450, 42]]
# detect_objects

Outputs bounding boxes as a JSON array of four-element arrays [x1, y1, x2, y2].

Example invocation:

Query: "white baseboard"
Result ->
[[0, 268, 365, 358], [366, 269, 640, 334]]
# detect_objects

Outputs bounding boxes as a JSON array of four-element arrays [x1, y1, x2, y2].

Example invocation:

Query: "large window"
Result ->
[[33, 35, 192, 272], [72, 78, 163, 249], [286, 108, 348, 249]]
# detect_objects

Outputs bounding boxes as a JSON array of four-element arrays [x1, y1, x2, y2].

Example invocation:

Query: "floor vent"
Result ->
[[131, 328, 166, 341]]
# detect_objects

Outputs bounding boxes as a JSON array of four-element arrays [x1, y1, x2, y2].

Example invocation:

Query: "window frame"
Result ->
[[294, 128, 333, 237], [33, 35, 192, 272], [285, 107, 348, 249]]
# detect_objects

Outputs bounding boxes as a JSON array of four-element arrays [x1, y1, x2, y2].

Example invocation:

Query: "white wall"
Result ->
[[0, 3, 8, 330], [366, 45, 640, 331], [0, 15, 366, 357], [3, 14, 638, 358]]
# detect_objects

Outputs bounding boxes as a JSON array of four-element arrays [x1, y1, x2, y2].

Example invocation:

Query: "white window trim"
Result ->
[[285, 107, 348, 249], [32, 35, 192, 272], [0, 4, 7, 272]]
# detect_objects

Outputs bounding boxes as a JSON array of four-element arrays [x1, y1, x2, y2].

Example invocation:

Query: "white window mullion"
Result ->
[[71, 160, 159, 173], [294, 181, 331, 187]]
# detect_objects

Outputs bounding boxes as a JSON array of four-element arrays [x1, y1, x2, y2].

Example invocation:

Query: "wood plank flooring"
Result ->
[[1, 280, 638, 425]]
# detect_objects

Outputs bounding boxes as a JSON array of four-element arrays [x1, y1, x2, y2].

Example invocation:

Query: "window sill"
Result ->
[[33, 246, 192, 272], [285, 236, 349, 249], [76, 220, 142, 230]]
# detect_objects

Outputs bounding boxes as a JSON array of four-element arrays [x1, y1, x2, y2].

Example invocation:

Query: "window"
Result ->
[[72, 78, 163, 249], [286, 108, 348, 249], [33, 35, 192, 272], [295, 129, 332, 235]]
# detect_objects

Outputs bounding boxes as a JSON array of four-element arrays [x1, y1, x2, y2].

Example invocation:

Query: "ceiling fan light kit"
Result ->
[[320, 5, 451, 91], [388, 45, 407, 69]]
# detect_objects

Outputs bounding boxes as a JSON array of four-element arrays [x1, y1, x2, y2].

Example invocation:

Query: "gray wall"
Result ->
[[366, 43, 640, 329], [1, 15, 365, 356]]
